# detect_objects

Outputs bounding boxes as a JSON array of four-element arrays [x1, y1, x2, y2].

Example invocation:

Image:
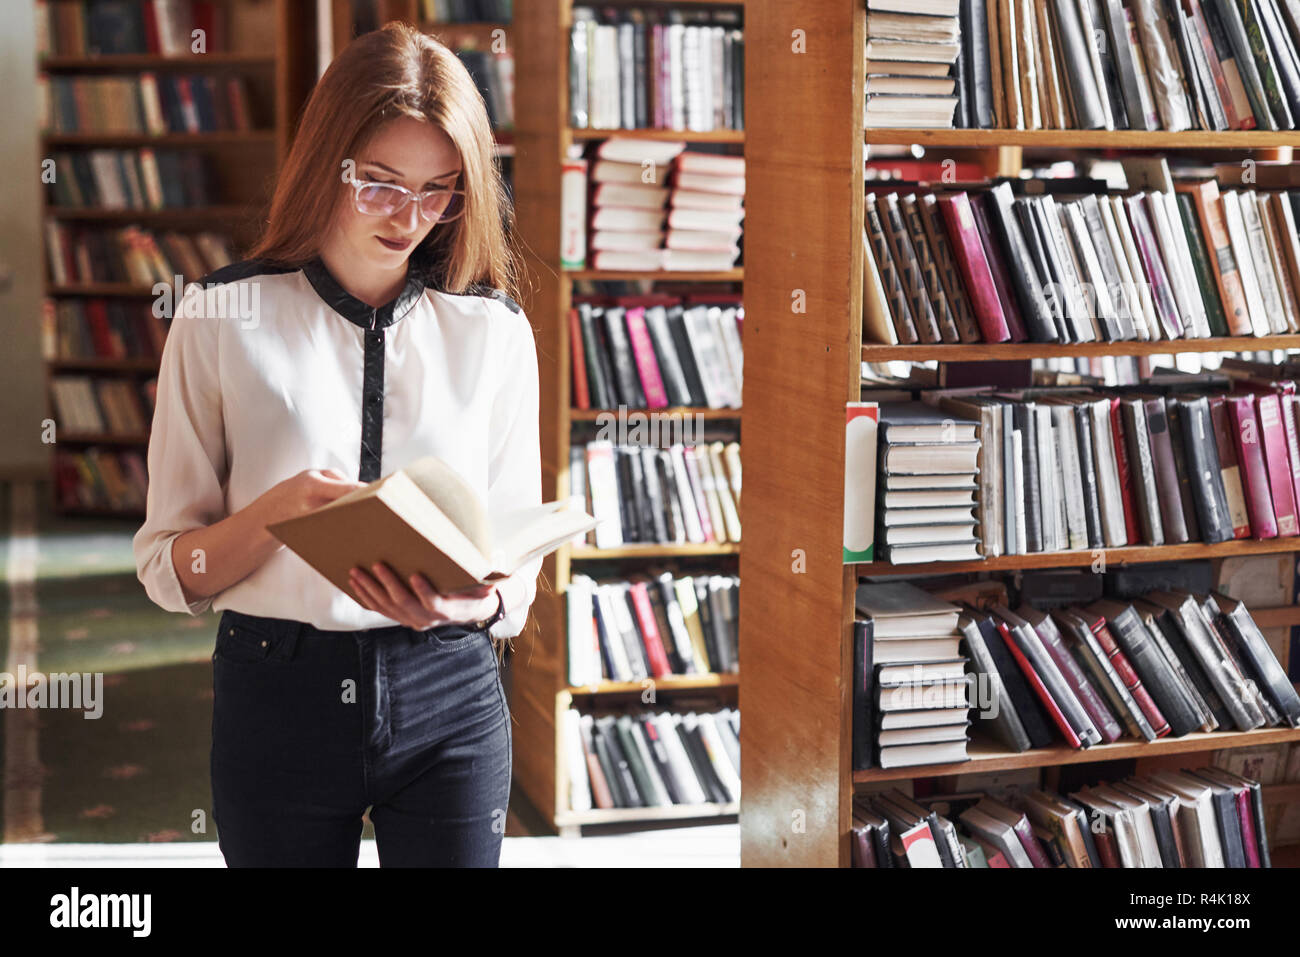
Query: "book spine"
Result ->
[[938, 192, 1011, 342], [1257, 393, 1299, 535], [997, 621, 1082, 748], [1178, 396, 1235, 542], [864, 194, 920, 344], [1109, 398, 1142, 545], [1034, 617, 1124, 742], [1208, 394, 1253, 537], [1228, 393, 1280, 537], [1088, 617, 1173, 737]]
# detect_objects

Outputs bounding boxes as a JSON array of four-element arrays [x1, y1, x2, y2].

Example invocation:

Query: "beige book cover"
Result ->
[[267, 455, 597, 598]]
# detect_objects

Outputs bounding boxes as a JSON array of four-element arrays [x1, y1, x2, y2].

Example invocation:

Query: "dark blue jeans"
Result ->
[[210, 609, 511, 867]]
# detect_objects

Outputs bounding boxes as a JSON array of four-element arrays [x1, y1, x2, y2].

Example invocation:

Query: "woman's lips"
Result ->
[[377, 236, 412, 251]]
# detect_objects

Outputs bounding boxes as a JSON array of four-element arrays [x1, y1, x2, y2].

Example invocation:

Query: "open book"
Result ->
[[267, 456, 597, 598]]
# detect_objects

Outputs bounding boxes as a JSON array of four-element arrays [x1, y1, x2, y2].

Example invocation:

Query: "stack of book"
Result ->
[[44, 224, 233, 286], [863, 172, 1300, 346], [865, 0, 961, 129], [567, 571, 739, 685], [572, 439, 741, 548], [54, 446, 149, 513], [569, 5, 744, 132], [562, 706, 740, 811], [854, 582, 971, 770], [961, 594, 1300, 754], [47, 150, 217, 210], [853, 767, 1273, 866], [935, 375, 1300, 558], [960, 0, 1300, 131], [875, 402, 981, 563], [42, 73, 257, 135], [583, 140, 745, 271], [571, 294, 742, 410], [42, 298, 168, 361]]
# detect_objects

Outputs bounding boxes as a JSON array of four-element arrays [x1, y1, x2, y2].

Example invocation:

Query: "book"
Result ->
[[267, 455, 597, 598]]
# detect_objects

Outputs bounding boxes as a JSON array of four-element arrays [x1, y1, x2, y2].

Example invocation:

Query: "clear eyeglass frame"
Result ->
[[349, 178, 467, 223]]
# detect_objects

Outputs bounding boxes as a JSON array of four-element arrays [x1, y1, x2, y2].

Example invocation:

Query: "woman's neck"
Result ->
[[317, 244, 409, 308]]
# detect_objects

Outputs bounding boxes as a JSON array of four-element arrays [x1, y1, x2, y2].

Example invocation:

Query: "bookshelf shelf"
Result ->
[[861, 335, 1300, 362], [555, 802, 738, 829], [863, 128, 1300, 149], [566, 673, 739, 695], [43, 131, 276, 147], [39, 53, 276, 71], [565, 268, 743, 282], [570, 543, 740, 560], [48, 358, 159, 372], [852, 728, 1300, 785], [570, 127, 744, 143], [47, 206, 255, 223], [569, 406, 741, 420], [857, 538, 1300, 577]]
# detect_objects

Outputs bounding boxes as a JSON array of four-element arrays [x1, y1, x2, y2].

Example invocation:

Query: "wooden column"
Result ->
[[740, 0, 864, 867]]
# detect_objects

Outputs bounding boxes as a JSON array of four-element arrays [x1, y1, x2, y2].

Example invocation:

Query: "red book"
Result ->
[[1071, 606, 1172, 739], [969, 195, 1028, 341], [938, 192, 1010, 343], [568, 307, 590, 410], [1108, 398, 1141, 545], [83, 300, 117, 357], [623, 306, 668, 408], [1227, 394, 1278, 538], [1273, 382, 1300, 520], [141, 0, 161, 53], [1092, 827, 1122, 868], [627, 581, 672, 677], [1208, 395, 1252, 538], [1256, 393, 1298, 536], [994, 620, 1081, 748]]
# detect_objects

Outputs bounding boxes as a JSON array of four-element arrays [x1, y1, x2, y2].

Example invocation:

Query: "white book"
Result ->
[[708, 442, 742, 542], [584, 441, 624, 549], [567, 574, 599, 686], [594, 584, 633, 681], [1098, 196, 1150, 340], [622, 715, 671, 806], [1012, 429, 1027, 554], [1090, 399, 1128, 547], [1160, 190, 1211, 337], [1238, 192, 1290, 334], [1220, 191, 1272, 336], [654, 713, 708, 804], [1110, 195, 1163, 340], [669, 444, 706, 544], [1052, 405, 1089, 550], [564, 709, 593, 812]]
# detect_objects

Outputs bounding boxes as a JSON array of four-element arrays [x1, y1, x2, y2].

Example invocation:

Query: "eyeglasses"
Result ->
[[350, 178, 467, 223]]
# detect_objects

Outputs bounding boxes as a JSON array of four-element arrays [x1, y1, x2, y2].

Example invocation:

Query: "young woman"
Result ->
[[133, 23, 541, 867]]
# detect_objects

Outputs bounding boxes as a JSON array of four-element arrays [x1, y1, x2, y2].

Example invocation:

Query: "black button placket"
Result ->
[[301, 258, 425, 484], [360, 311, 386, 482]]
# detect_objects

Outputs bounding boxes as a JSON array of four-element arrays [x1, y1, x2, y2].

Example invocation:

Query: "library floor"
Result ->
[[0, 480, 739, 867]]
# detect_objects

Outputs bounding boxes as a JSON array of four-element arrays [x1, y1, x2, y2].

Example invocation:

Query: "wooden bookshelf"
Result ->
[[862, 335, 1300, 362], [40, 0, 317, 519], [853, 728, 1300, 785], [740, 0, 1300, 868], [512, 0, 744, 835]]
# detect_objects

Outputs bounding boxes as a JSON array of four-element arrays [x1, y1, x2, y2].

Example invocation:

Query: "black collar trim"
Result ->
[[302, 257, 425, 330]]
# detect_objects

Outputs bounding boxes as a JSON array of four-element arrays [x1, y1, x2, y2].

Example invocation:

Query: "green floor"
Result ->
[[0, 481, 220, 843]]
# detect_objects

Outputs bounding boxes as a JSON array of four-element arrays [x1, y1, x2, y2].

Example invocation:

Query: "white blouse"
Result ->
[[132, 258, 543, 638]]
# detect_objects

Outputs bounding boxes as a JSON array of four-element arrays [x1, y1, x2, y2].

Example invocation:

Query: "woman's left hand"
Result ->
[[347, 562, 499, 630]]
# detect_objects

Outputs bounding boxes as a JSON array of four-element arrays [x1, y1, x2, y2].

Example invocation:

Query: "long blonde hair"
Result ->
[[251, 21, 518, 300]]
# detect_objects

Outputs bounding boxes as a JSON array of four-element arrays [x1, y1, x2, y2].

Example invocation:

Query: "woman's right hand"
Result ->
[[255, 468, 370, 527]]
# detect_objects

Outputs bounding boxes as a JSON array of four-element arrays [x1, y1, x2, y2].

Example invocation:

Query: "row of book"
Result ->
[[421, 0, 511, 21], [42, 73, 260, 135], [569, 7, 744, 132], [53, 446, 148, 513], [571, 296, 743, 411], [42, 298, 168, 360], [563, 706, 739, 812], [1001, 0, 1300, 131], [937, 375, 1300, 560], [45, 224, 233, 286], [572, 439, 742, 550], [47, 149, 217, 209], [865, 0, 963, 128], [52, 374, 155, 436], [854, 770, 1273, 867], [38, 0, 228, 57], [853, 579, 1300, 770], [567, 571, 739, 686], [565, 139, 746, 272], [863, 170, 1300, 346], [454, 46, 514, 130]]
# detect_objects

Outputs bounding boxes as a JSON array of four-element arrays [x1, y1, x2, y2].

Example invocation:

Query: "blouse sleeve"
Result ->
[[132, 290, 229, 615], [486, 300, 544, 640]]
